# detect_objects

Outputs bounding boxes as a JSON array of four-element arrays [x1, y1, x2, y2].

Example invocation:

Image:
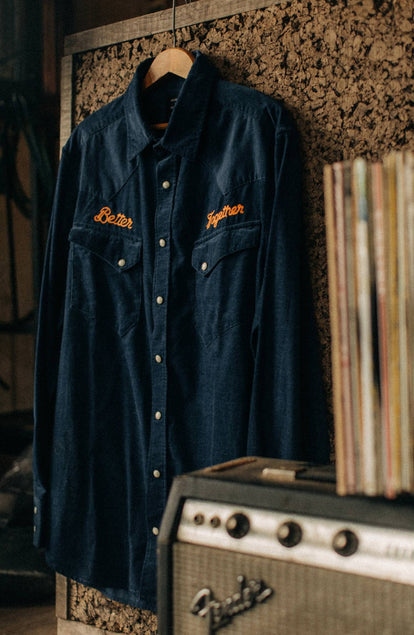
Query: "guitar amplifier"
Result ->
[[157, 457, 414, 634]]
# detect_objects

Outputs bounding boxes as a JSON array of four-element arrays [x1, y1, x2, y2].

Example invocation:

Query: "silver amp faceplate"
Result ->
[[177, 499, 414, 586]]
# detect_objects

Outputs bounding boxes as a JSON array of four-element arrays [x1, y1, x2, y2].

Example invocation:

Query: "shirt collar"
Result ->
[[125, 51, 218, 161]]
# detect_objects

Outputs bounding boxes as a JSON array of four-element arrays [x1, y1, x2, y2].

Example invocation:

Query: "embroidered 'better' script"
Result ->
[[94, 206, 133, 229]]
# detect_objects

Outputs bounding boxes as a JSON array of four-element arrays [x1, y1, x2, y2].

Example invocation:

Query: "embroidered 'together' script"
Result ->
[[206, 204, 245, 229], [94, 206, 133, 229]]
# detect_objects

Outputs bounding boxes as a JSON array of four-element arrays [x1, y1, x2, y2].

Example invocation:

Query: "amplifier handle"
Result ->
[[261, 466, 307, 482]]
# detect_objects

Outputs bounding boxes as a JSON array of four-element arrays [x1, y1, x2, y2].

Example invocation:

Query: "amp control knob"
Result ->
[[277, 521, 302, 548], [226, 513, 250, 539], [333, 529, 359, 557]]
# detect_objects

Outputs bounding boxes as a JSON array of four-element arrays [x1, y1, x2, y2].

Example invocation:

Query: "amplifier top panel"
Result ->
[[191, 456, 336, 487], [168, 457, 414, 531]]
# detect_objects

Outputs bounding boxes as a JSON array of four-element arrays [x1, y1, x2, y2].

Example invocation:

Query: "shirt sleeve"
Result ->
[[249, 121, 330, 464], [33, 140, 80, 547]]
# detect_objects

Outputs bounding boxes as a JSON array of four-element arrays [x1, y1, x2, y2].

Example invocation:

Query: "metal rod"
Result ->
[[172, 0, 176, 47]]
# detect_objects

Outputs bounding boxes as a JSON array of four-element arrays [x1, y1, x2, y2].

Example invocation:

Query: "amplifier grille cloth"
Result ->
[[172, 543, 414, 634]]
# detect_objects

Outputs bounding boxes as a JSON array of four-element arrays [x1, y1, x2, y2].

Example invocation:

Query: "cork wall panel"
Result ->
[[67, 0, 413, 631], [68, 581, 158, 633]]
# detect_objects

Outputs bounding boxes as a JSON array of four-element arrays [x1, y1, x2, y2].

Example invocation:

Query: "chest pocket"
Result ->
[[69, 226, 142, 336], [192, 221, 261, 346]]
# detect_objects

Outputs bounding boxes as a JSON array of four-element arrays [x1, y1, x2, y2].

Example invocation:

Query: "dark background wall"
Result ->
[[67, 0, 169, 33]]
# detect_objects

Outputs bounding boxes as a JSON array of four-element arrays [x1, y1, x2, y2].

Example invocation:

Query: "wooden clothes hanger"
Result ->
[[142, 48, 195, 92], [142, 0, 195, 129]]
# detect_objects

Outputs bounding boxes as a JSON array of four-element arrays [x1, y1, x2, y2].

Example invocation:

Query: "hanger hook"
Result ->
[[172, 0, 176, 48]]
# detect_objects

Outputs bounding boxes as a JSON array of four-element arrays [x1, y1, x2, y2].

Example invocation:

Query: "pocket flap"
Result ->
[[69, 226, 142, 272], [192, 222, 261, 276]]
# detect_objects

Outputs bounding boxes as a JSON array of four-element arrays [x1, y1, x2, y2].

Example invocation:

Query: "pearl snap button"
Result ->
[[155, 411, 162, 420], [155, 355, 162, 363], [153, 469, 161, 478], [159, 238, 166, 247], [152, 527, 159, 536], [118, 258, 126, 267], [201, 262, 208, 271], [156, 296, 164, 305], [162, 181, 171, 190]]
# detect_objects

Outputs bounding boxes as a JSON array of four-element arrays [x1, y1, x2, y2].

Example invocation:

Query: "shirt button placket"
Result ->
[[146, 154, 177, 542]]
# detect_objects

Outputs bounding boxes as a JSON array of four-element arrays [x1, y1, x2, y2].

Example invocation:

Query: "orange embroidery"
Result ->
[[206, 204, 244, 229], [94, 206, 133, 229]]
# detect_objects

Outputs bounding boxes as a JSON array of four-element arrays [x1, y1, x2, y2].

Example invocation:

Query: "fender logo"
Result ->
[[190, 575, 273, 632], [206, 204, 244, 229], [94, 206, 133, 229]]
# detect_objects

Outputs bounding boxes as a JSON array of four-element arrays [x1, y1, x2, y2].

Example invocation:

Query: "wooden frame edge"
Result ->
[[57, 617, 109, 634], [60, 55, 73, 152], [64, 0, 284, 55], [56, 573, 69, 620]]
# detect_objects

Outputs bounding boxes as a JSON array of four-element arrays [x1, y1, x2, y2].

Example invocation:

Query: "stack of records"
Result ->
[[324, 151, 414, 498]]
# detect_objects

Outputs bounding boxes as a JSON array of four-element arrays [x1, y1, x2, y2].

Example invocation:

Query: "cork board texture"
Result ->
[[66, 0, 413, 631]]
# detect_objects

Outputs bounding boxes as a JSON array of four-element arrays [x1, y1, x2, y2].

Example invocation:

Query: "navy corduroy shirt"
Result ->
[[33, 51, 329, 611]]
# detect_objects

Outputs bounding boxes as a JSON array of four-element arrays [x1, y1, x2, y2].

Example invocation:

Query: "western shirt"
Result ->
[[33, 51, 329, 611]]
